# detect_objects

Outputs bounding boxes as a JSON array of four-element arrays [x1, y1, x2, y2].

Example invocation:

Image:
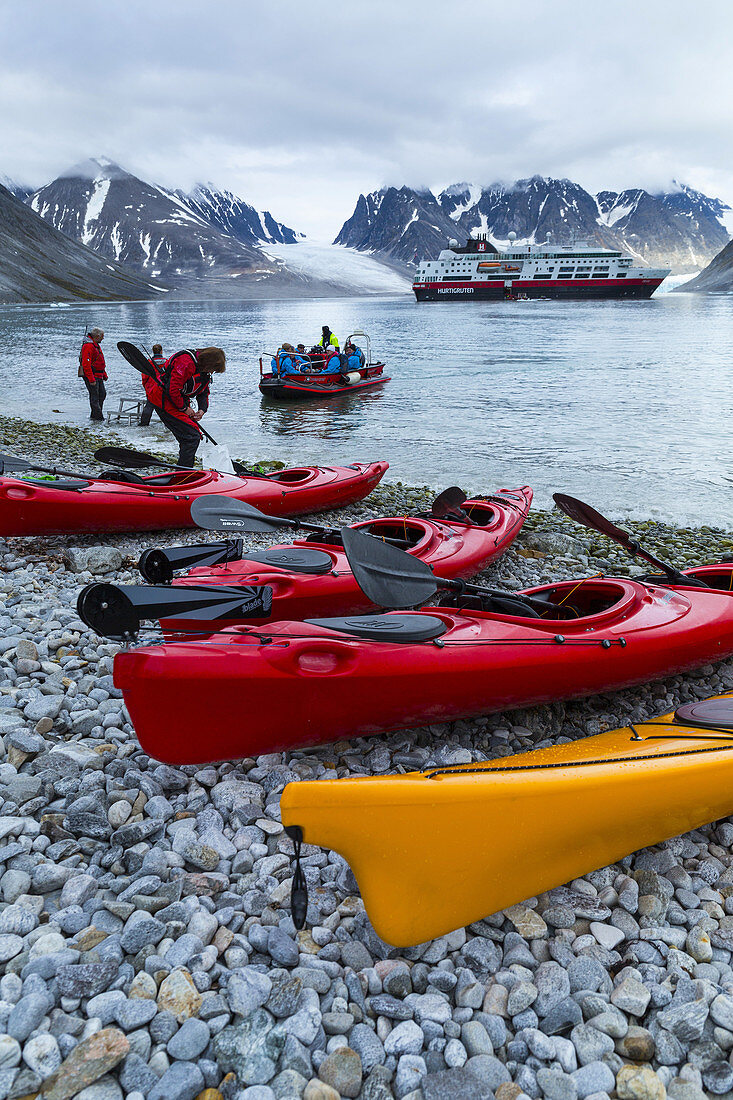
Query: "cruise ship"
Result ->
[[413, 231, 670, 301]]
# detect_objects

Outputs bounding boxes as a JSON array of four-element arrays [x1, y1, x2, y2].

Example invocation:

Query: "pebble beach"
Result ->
[[3, 415, 733, 1100]]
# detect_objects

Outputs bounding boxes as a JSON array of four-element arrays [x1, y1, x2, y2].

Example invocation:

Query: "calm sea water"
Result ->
[[0, 292, 731, 528]]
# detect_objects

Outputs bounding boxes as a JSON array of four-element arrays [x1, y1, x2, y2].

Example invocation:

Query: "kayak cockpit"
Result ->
[[442, 578, 639, 624], [266, 468, 317, 485], [354, 518, 429, 551], [679, 565, 733, 591]]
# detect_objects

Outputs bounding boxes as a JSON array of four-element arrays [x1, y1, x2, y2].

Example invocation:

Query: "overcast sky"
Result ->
[[2, 0, 733, 239]]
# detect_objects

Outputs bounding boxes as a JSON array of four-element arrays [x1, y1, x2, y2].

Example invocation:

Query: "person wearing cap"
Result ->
[[140, 343, 164, 426], [273, 343, 308, 376], [318, 325, 339, 350], [80, 327, 107, 421], [344, 340, 365, 370]]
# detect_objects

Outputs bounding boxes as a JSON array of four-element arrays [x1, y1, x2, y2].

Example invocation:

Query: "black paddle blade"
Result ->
[[138, 540, 243, 584], [553, 492, 710, 590], [341, 526, 438, 608], [431, 486, 468, 519], [117, 341, 157, 379], [94, 447, 167, 470], [552, 493, 630, 543], [190, 496, 294, 534], [78, 582, 273, 640], [0, 452, 31, 475]]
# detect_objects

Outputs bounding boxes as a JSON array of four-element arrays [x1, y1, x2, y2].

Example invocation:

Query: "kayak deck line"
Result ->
[[423, 739, 733, 779]]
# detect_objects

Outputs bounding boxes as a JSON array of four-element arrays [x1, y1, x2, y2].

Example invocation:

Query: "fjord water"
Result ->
[[0, 292, 731, 528]]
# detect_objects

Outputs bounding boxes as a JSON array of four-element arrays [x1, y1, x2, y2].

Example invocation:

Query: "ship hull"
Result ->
[[414, 279, 664, 302]]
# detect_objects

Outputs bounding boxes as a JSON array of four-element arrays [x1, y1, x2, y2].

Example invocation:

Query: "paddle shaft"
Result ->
[[0, 454, 118, 485], [94, 446, 266, 480]]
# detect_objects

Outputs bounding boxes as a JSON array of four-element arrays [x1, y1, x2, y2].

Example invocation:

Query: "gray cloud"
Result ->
[[1, 0, 732, 237]]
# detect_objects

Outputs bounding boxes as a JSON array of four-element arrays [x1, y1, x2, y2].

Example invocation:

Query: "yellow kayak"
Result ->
[[280, 694, 733, 947]]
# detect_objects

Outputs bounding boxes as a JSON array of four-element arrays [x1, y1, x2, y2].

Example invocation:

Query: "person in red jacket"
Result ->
[[80, 328, 107, 421], [140, 343, 165, 427], [142, 347, 226, 467]]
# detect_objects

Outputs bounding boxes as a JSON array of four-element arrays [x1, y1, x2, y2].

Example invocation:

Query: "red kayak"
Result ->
[[115, 565, 733, 764], [155, 488, 533, 630], [0, 462, 388, 536]]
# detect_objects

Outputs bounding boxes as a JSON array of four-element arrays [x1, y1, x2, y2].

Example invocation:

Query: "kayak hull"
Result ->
[[281, 696, 733, 945], [115, 569, 733, 764], [162, 488, 533, 629], [0, 462, 388, 536]]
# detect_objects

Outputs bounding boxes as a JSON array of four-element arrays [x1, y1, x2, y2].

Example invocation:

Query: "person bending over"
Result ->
[[80, 328, 107, 421], [143, 347, 226, 467]]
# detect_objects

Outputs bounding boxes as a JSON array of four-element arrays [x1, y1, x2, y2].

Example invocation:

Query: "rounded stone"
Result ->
[[616, 1064, 667, 1100], [318, 1046, 363, 1098], [23, 1033, 62, 1079], [167, 1017, 211, 1061]]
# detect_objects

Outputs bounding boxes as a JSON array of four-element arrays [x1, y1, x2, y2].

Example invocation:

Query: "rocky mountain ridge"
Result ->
[[28, 158, 283, 284], [0, 182, 162, 304], [337, 176, 733, 273]]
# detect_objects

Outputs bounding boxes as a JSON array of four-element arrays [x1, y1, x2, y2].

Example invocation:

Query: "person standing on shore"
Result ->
[[140, 343, 165, 427], [80, 328, 107, 421], [142, 347, 226, 467]]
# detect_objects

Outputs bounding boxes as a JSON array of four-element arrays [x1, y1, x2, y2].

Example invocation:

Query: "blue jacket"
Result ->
[[346, 347, 365, 371], [322, 352, 343, 375], [273, 352, 308, 376]]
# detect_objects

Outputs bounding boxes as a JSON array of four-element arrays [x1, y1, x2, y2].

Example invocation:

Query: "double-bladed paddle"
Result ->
[[94, 444, 268, 481], [0, 451, 94, 489], [136, 490, 478, 585], [552, 494, 710, 589], [340, 527, 567, 617], [77, 581, 273, 640]]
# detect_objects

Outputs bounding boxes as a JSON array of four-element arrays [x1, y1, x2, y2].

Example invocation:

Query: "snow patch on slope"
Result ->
[[261, 242, 412, 294], [82, 179, 110, 244]]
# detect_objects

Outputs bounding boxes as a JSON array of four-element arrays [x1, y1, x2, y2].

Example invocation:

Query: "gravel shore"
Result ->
[[2, 416, 733, 1100]]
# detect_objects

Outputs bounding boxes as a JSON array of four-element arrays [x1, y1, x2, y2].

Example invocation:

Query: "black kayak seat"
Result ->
[[243, 548, 333, 574], [674, 698, 733, 731], [305, 613, 448, 643], [98, 469, 147, 484]]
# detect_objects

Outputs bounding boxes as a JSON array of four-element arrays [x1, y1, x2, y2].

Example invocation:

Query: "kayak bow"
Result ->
[[281, 693, 733, 946]]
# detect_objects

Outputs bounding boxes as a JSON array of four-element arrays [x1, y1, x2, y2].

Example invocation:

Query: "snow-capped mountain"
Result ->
[[29, 157, 279, 283], [0, 173, 32, 203], [337, 177, 732, 273], [440, 176, 620, 251], [0, 181, 161, 304], [183, 184, 301, 246], [596, 183, 731, 271], [334, 186, 461, 265]]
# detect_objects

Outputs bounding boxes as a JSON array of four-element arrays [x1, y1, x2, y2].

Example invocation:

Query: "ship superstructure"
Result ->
[[413, 231, 670, 301]]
